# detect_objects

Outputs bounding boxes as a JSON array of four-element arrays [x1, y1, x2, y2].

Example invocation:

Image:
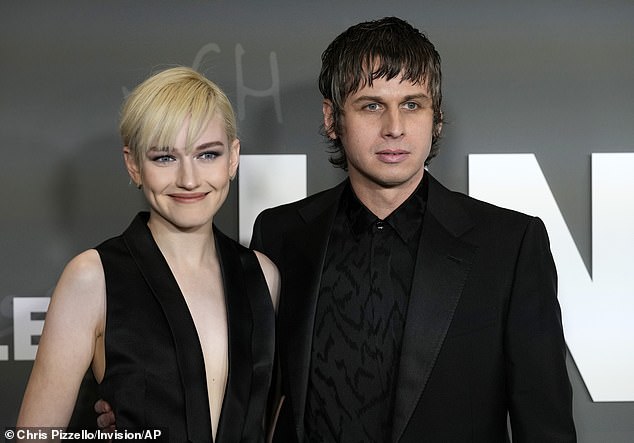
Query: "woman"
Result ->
[[17, 67, 279, 442]]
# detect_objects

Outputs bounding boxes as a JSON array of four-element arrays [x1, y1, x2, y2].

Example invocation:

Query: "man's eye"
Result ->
[[365, 103, 380, 111], [404, 102, 418, 110]]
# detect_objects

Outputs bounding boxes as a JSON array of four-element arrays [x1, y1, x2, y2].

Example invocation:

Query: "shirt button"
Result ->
[[376, 221, 386, 230]]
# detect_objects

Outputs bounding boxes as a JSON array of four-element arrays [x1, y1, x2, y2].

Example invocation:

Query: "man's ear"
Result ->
[[322, 99, 337, 140], [229, 138, 240, 180], [123, 147, 141, 187], [433, 110, 443, 139], [433, 122, 443, 139]]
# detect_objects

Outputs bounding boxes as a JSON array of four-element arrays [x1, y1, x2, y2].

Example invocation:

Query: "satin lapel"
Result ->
[[122, 213, 212, 443], [281, 184, 344, 442], [214, 227, 251, 443], [391, 176, 477, 443]]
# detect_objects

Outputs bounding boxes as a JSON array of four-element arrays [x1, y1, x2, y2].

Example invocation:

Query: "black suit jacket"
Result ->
[[251, 174, 575, 443]]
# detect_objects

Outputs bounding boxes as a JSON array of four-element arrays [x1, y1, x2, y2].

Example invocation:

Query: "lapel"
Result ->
[[214, 226, 253, 443], [280, 182, 346, 442], [391, 174, 477, 443], [122, 213, 213, 443]]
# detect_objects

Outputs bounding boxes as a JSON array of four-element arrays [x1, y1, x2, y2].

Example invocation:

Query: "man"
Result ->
[[250, 17, 576, 442]]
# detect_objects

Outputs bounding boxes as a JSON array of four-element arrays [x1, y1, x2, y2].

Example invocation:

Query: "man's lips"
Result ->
[[376, 149, 409, 163], [168, 192, 208, 203]]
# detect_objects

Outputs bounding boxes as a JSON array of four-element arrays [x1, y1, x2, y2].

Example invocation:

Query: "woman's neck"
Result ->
[[147, 215, 216, 268]]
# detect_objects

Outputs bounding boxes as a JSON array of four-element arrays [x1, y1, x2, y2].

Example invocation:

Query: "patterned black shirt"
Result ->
[[304, 176, 427, 442]]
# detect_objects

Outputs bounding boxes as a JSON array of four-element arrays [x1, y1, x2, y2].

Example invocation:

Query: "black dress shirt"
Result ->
[[304, 176, 427, 443]]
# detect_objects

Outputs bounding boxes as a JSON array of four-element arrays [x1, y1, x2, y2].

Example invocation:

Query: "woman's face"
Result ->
[[125, 113, 240, 233]]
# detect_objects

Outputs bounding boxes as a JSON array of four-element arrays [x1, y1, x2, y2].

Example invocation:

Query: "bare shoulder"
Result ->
[[51, 249, 106, 324], [253, 250, 280, 311], [61, 249, 104, 285]]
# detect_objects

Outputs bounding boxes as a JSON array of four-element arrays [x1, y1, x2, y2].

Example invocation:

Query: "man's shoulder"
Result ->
[[250, 182, 345, 255], [428, 174, 537, 233], [457, 189, 532, 221], [258, 181, 345, 220]]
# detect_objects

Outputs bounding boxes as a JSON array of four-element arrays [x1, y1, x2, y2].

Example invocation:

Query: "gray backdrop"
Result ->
[[1, 1, 633, 441]]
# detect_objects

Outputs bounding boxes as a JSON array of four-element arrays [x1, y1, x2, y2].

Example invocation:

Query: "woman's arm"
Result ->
[[17, 249, 106, 427]]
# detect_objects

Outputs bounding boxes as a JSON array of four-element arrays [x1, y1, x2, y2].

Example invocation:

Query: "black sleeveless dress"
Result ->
[[96, 212, 275, 442]]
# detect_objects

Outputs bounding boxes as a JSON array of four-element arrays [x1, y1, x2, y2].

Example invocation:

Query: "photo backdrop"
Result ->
[[2, 2, 633, 441]]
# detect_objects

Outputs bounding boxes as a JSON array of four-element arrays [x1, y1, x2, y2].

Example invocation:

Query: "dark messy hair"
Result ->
[[318, 16, 443, 169]]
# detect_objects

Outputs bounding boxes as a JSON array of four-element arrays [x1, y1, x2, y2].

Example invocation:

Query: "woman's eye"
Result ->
[[151, 154, 175, 163], [199, 151, 220, 160]]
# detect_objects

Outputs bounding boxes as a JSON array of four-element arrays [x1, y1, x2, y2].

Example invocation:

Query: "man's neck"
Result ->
[[349, 171, 424, 220]]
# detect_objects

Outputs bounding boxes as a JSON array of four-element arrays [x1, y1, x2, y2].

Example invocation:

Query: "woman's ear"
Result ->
[[123, 147, 142, 187], [229, 139, 240, 180], [322, 100, 337, 140]]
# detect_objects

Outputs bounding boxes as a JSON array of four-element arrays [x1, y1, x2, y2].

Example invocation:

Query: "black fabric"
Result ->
[[304, 181, 426, 442], [251, 173, 575, 443], [97, 212, 274, 443]]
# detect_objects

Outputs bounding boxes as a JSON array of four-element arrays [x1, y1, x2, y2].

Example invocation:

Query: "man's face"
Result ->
[[325, 75, 436, 196]]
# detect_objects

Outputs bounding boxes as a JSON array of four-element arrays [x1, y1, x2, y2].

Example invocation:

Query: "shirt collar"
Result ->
[[344, 173, 428, 244]]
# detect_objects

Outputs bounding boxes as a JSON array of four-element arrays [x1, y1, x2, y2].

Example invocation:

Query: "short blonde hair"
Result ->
[[120, 66, 237, 168]]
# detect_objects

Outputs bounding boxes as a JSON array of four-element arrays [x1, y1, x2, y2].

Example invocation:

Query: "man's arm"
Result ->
[[249, 211, 266, 251], [505, 217, 576, 442], [94, 399, 115, 431]]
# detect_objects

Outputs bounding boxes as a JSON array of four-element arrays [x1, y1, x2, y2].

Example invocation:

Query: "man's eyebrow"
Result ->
[[351, 95, 383, 104], [352, 93, 431, 103], [403, 93, 432, 101]]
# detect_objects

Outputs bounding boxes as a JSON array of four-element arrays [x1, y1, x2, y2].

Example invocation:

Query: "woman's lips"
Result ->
[[169, 192, 208, 203]]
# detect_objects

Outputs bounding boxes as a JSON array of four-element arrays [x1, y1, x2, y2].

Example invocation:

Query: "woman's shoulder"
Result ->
[[211, 225, 280, 308], [253, 251, 280, 311], [55, 249, 106, 303], [63, 249, 103, 280]]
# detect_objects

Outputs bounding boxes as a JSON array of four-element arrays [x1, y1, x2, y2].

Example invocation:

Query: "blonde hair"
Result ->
[[120, 66, 237, 168]]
